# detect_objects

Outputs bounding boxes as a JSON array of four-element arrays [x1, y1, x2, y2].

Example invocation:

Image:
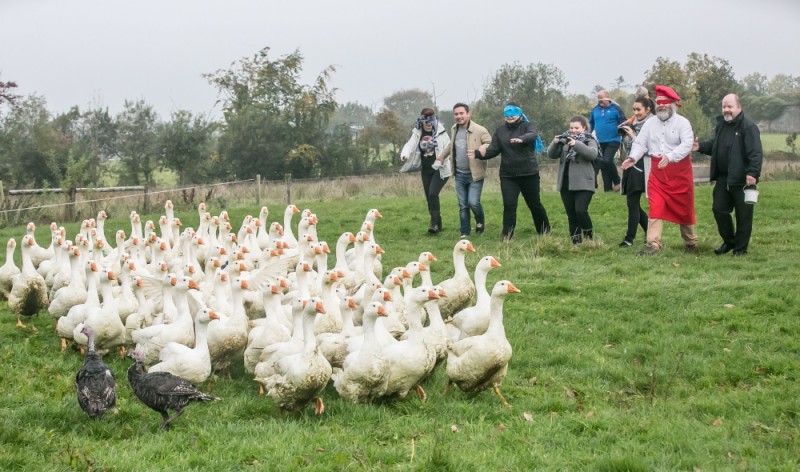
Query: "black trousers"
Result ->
[[560, 189, 593, 238], [421, 166, 448, 216], [625, 191, 648, 242], [713, 180, 754, 252], [499, 173, 550, 236], [596, 141, 621, 191]]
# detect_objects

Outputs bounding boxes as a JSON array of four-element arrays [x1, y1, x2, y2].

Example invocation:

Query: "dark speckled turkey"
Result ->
[[127, 349, 219, 430], [75, 325, 116, 419]]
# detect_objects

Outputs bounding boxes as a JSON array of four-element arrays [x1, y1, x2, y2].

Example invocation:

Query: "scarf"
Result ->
[[415, 114, 439, 151], [564, 132, 593, 161]]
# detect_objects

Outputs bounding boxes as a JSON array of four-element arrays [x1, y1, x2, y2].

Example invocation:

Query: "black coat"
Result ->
[[475, 119, 540, 178], [698, 112, 763, 186]]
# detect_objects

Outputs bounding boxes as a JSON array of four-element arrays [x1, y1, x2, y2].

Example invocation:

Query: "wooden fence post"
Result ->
[[66, 187, 76, 221], [256, 174, 261, 206], [284, 173, 292, 205], [143, 185, 150, 214], [0, 180, 5, 224]]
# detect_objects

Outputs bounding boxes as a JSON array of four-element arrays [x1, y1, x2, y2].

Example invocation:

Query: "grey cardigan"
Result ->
[[547, 137, 599, 192]]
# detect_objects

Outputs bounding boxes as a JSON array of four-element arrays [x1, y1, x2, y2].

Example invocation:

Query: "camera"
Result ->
[[556, 134, 571, 145], [617, 123, 632, 137]]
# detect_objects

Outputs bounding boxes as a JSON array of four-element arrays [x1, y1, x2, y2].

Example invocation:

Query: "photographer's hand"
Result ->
[[567, 138, 576, 147]]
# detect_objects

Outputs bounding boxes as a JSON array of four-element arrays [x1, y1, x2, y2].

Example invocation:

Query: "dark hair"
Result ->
[[453, 102, 470, 112], [634, 96, 654, 113], [420, 107, 435, 117], [505, 101, 520, 107], [570, 115, 589, 130]]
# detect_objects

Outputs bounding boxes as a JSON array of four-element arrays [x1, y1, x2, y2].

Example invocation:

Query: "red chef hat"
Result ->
[[654, 85, 681, 106]]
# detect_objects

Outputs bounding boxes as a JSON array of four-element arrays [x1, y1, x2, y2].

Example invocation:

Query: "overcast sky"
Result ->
[[3, 0, 799, 120]]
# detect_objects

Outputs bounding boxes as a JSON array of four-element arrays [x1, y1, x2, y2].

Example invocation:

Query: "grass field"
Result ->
[[761, 133, 795, 154], [1, 181, 798, 471]]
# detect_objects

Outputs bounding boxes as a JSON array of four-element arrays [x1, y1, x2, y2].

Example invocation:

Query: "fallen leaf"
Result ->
[[585, 411, 594, 418], [694, 467, 704, 472], [450, 424, 458, 433], [672, 262, 681, 267], [632, 359, 641, 366], [577, 403, 584, 411], [528, 377, 538, 385], [496, 423, 506, 431], [565, 388, 576, 398], [724, 304, 735, 308], [712, 418, 722, 427], [604, 343, 614, 348], [727, 451, 735, 459], [755, 367, 765, 374], [523, 412, 533, 421], [315, 448, 325, 453], [723, 348, 731, 353]]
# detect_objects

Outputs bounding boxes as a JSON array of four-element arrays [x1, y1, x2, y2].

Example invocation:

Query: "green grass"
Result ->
[[761, 133, 795, 154], [1, 181, 799, 471]]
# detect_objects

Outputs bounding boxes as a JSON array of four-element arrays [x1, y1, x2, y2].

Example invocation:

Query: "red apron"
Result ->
[[647, 155, 696, 225]]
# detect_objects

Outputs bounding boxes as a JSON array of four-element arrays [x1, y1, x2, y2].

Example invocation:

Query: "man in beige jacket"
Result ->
[[440, 103, 492, 238]]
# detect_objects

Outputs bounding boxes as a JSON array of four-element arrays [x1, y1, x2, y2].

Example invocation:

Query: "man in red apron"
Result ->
[[621, 85, 697, 255]]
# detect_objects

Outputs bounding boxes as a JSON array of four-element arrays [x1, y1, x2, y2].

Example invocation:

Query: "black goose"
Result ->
[[127, 350, 218, 430], [75, 325, 116, 419]]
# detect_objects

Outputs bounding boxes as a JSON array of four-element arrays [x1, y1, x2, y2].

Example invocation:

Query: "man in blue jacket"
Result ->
[[589, 90, 626, 192]]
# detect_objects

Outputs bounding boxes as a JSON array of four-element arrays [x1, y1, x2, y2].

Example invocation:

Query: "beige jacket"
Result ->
[[440, 120, 492, 181]]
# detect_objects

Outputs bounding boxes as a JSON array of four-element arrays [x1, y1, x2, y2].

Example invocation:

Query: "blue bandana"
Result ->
[[503, 105, 529, 122]]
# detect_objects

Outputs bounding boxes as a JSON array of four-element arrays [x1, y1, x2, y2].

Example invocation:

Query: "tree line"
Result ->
[[1, 48, 798, 191]]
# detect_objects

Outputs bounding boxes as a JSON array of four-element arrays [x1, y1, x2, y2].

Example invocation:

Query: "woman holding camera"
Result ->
[[617, 96, 655, 247], [400, 107, 451, 234], [547, 116, 599, 245]]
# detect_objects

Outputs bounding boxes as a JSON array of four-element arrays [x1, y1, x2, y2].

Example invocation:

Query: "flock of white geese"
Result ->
[[0, 201, 521, 414]]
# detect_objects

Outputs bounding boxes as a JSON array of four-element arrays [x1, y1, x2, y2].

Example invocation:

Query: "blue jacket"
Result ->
[[589, 103, 626, 144]]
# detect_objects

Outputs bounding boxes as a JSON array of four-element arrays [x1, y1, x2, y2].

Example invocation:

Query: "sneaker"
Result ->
[[618, 240, 633, 248], [475, 223, 485, 234], [684, 245, 698, 255], [460, 234, 468, 240], [636, 244, 659, 256]]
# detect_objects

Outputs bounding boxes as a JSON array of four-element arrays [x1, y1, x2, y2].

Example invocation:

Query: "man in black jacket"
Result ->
[[694, 94, 763, 256]]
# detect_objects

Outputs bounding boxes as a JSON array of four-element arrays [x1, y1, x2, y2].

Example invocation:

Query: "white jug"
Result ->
[[743, 186, 759, 204]]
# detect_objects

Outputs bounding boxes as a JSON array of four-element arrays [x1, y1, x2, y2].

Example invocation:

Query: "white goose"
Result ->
[[74, 268, 126, 357], [253, 297, 308, 394], [147, 307, 219, 385], [8, 234, 49, 328], [244, 283, 291, 374], [132, 274, 197, 365], [332, 301, 390, 403], [380, 286, 439, 401], [447, 255, 502, 341], [124, 275, 155, 344], [256, 297, 331, 415], [0, 238, 21, 300], [445, 280, 520, 408], [48, 245, 87, 320], [436, 239, 477, 319], [206, 275, 250, 372], [56, 260, 100, 350]]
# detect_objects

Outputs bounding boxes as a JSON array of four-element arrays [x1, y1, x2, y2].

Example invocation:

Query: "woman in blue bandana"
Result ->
[[400, 107, 452, 234], [468, 103, 550, 241]]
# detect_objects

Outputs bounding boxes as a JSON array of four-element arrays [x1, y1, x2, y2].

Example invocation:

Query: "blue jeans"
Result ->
[[454, 172, 485, 235]]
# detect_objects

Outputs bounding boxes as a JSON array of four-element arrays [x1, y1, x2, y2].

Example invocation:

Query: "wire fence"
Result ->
[[2, 159, 796, 229]]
